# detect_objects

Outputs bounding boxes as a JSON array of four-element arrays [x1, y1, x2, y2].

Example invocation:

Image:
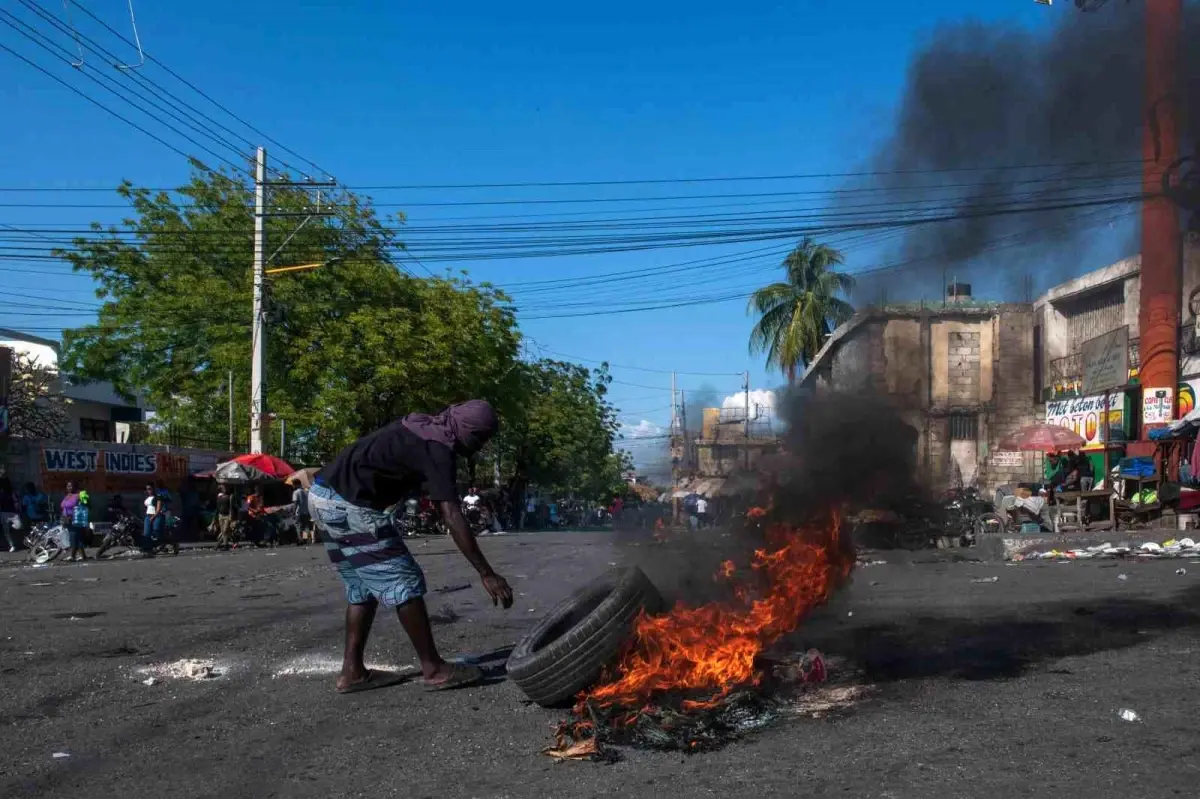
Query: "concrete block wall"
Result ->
[[984, 308, 1040, 489], [947, 330, 981, 404]]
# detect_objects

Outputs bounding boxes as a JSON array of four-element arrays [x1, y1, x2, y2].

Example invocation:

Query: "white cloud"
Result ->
[[625, 419, 664, 439], [720, 389, 777, 420]]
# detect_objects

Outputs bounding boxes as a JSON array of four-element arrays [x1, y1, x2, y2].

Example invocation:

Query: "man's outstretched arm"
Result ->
[[437, 500, 513, 608]]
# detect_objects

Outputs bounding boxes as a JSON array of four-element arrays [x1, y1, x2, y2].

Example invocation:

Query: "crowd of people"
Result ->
[[1043, 450, 1096, 493], [0, 475, 182, 558]]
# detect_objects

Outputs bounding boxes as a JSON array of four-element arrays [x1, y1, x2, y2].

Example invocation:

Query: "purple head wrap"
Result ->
[[401, 399, 499, 456]]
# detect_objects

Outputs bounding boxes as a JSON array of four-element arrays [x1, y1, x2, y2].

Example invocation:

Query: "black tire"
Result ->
[[95, 535, 115, 560], [506, 566, 663, 707]]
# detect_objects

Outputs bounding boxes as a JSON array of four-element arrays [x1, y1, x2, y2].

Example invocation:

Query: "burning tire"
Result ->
[[506, 566, 663, 707]]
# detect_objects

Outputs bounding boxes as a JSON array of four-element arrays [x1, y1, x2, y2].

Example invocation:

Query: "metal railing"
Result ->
[[1046, 336, 1141, 399]]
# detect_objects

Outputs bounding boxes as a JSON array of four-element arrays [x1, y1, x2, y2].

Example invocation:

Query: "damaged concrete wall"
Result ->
[[983, 307, 1040, 488]]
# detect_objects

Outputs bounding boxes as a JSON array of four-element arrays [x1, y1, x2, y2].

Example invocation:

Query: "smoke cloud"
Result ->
[[846, 3, 1200, 302]]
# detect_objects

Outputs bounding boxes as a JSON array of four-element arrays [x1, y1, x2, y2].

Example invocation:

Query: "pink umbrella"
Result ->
[[1000, 423, 1086, 453]]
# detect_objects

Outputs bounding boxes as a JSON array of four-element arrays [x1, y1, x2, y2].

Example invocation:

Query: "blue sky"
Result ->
[[0, 0, 1092, 465]]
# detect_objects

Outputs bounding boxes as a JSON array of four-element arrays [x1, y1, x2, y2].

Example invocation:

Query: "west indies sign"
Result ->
[[40, 446, 189, 492]]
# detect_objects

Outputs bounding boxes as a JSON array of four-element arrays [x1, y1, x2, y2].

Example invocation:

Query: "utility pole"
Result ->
[[679, 390, 688, 471], [1139, 0, 1182, 423], [743, 370, 751, 469], [250, 146, 268, 454], [280, 418, 287, 460], [670, 371, 677, 434], [227, 370, 234, 452]]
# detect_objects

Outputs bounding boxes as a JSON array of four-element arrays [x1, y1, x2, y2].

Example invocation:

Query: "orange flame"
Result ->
[[577, 510, 853, 720]]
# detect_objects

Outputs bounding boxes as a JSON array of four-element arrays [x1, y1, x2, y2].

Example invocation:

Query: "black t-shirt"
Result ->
[[216, 493, 232, 516], [318, 421, 457, 510]]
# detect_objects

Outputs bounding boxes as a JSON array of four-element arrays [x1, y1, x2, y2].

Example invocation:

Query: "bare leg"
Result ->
[[394, 597, 454, 683], [337, 600, 378, 691]]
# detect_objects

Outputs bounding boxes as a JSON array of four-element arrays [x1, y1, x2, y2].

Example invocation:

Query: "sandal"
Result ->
[[424, 662, 484, 692], [336, 669, 409, 695]]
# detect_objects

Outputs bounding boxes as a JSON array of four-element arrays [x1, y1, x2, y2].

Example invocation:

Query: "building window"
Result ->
[[79, 418, 112, 442], [949, 413, 978, 441]]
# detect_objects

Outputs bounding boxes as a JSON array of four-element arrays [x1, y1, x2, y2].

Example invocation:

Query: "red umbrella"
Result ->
[[1000, 423, 1086, 453], [231, 453, 295, 478], [213, 453, 296, 484]]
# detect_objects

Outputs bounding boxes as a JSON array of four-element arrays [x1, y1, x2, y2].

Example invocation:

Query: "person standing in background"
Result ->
[[0, 476, 19, 552], [20, 482, 48, 528], [246, 488, 266, 546], [292, 480, 312, 544], [214, 485, 235, 550], [141, 483, 159, 555], [60, 482, 88, 561], [695, 496, 709, 529]]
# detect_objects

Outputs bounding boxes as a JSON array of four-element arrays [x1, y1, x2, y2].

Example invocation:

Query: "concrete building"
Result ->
[[692, 406, 780, 477], [1035, 235, 1200, 403], [1031, 234, 1200, 450], [0, 329, 146, 443], [799, 233, 1200, 494], [798, 299, 1039, 492]]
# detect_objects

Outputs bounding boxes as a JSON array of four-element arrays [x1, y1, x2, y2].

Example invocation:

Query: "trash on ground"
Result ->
[[542, 737, 619, 763], [1117, 708, 1141, 723], [142, 677, 158, 686], [1117, 573, 1129, 581], [1177, 568, 1188, 576], [52, 752, 70, 759], [787, 684, 876, 718], [971, 576, 1000, 583], [432, 582, 471, 594], [1013, 536, 1200, 562], [138, 658, 224, 681]]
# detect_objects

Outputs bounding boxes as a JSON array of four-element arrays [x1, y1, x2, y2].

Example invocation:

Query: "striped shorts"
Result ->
[[308, 483, 427, 607]]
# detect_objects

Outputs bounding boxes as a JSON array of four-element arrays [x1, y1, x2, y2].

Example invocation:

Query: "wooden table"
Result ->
[[1052, 489, 1116, 533]]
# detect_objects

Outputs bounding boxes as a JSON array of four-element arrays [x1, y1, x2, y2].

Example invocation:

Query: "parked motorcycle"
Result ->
[[463, 502, 490, 536], [95, 514, 180, 559], [24, 521, 69, 564], [940, 486, 1006, 544]]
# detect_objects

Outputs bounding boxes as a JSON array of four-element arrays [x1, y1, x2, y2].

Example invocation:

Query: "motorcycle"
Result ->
[[941, 486, 1007, 544], [95, 513, 180, 559], [463, 502, 490, 536], [24, 521, 70, 564]]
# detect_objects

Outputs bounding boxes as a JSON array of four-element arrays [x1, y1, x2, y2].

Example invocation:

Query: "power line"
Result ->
[[530, 344, 742, 376], [69, 0, 323, 181], [9, 1, 254, 175]]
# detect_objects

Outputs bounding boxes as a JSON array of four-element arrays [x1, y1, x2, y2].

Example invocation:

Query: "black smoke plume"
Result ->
[[847, 3, 1200, 303], [624, 390, 920, 604]]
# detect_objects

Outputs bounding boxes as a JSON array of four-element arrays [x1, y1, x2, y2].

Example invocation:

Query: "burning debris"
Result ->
[[548, 508, 855, 757]]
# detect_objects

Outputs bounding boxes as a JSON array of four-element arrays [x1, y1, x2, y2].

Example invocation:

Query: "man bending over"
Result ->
[[311, 400, 513, 693]]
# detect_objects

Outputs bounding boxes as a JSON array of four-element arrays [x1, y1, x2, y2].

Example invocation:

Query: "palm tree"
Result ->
[[748, 238, 855, 383]]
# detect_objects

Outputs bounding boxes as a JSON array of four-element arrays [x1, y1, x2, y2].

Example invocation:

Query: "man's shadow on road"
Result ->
[[797, 583, 1200, 682]]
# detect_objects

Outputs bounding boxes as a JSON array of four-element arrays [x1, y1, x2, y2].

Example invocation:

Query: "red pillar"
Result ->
[[1139, 0, 1183, 425]]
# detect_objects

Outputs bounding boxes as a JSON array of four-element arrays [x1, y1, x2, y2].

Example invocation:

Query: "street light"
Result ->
[[250, 256, 342, 454], [265, 256, 343, 276]]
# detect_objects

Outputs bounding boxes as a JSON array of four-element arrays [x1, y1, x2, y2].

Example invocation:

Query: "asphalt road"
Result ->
[[2, 532, 1199, 798]]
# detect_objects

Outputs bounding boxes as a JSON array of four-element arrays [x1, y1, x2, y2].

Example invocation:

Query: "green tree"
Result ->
[[747, 237, 855, 382], [493, 359, 625, 501], [58, 164, 520, 460], [4, 351, 70, 440]]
